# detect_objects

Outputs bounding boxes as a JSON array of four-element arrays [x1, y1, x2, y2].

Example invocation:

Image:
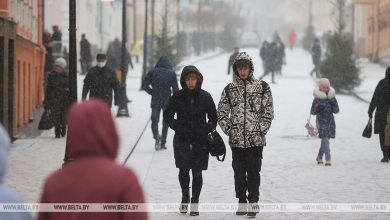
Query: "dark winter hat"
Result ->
[[386, 66, 390, 79], [96, 53, 107, 60]]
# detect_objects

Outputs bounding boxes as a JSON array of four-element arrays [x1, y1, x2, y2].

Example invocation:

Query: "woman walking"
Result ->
[[164, 65, 217, 216]]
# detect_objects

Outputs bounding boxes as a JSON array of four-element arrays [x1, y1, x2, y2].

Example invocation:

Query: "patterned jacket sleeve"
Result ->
[[260, 84, 274, 135], [217, 87, 232, 135]]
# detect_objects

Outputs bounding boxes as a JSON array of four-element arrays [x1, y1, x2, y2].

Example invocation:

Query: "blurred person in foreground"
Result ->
[[0, 124, 33, 220], [38, 100, 147, 220]]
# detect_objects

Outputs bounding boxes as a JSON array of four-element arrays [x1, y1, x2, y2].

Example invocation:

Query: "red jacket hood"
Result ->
[[66, 99, 118, 159]]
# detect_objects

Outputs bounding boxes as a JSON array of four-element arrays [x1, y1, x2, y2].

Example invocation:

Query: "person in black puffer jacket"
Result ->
[[368, 67, 390, 162], [164, 65, 217, 216]]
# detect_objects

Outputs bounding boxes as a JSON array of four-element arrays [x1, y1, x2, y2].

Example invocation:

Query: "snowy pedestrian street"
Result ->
[[124, 48, 390, 219], [4, 48, 390, 220]]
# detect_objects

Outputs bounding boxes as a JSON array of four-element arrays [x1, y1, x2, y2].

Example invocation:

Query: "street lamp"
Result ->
[[117, 0, 130, 117], [141, 0, 149, 85]]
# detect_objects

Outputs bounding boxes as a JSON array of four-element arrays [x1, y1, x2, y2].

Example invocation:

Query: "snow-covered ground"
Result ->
[[4, 48, 390, 219]]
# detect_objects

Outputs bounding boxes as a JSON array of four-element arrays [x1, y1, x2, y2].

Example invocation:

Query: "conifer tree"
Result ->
[[319, 0, 360, 92]]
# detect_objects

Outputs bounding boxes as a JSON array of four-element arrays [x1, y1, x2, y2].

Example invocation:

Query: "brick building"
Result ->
[[0, 0, 45, 138]]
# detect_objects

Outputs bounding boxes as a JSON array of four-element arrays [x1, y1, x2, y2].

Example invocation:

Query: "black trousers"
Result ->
[[232, 147, 263, 203], [151, 106, 168, 144], [379, 132, 390, 159], [53, 110, 66, 138], [178, 168, 203, 201]]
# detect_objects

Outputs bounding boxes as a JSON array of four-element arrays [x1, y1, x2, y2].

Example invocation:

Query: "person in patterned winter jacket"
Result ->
[[311, 78, 339, 166], [217, 52, 274, 217]]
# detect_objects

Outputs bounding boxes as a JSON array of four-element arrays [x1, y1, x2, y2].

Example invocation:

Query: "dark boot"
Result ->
[[154, 135, 161, 151], [381, 148, 389, 162], [190, 197, 199, 216], [60, 125, 66, 137], [179, 194, 189, 214], [247, 203, 259, 218], [160, 140, 167, 150], [55, 126, 61, 138], [235, 198, 247, 215]]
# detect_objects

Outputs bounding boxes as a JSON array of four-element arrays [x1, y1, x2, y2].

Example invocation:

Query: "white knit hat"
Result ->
[[54, 57, 67, 69]]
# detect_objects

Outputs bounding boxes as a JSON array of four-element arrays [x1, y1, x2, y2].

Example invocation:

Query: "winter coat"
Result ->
[[260, 42, 275, 73], [82, 65, 119, 107], [80, 38, 92, 62], [311, 42, 322, 65], [142, 56, 179, 109], [385, 110, 390, 146], [107, 39, 133, 74], [218, 52, 274, 148], [273, 41, 285, 67], [45, 71, 70, 119], [368, 77, 390, 134], [0, 124, 33, 220], [310, 87, 339, 138], [38, 100, 147, 220], [164, 65, 217, 170], [132, 41, 142, 57]]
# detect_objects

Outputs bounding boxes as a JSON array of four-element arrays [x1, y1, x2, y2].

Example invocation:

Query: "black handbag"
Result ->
[[207, 130, 226, 162], [362, 118, 372, 138], [38, 109, 54, 130]]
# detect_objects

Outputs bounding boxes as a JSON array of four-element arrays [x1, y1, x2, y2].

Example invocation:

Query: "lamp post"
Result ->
[[117, 0, 130, 117], [141, 0, 149, 84], [64, 0, 77, 164], [68, 0, 77, 104]]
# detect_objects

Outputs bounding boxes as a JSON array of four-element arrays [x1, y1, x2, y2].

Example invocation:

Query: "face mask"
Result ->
[[97, 62, 106, 68]]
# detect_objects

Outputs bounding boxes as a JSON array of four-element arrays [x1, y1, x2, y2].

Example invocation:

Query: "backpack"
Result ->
[[207, 130, 226, 162]]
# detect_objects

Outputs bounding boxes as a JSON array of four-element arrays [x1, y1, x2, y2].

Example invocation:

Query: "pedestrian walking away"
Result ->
[[38, 100, 147, 220], [142, 56, 179, 150], [79, 33, 92, 74], [44, 57, 70, 138], [217, 52, 274, 217], [288, 30, 297, 50], [259, 40, 277, 84], [310, 78, 339, 166], [164, 65, 217, 216], [82, 53, 119, 108], [310, 38, 322, 78], [368, 67, 390, 162]]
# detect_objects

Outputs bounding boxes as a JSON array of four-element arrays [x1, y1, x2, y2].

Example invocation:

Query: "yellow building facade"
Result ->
[[353, 0, 390, 61]]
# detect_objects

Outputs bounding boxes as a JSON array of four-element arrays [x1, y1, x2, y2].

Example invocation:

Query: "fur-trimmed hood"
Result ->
[[313, 87, 336, 99]]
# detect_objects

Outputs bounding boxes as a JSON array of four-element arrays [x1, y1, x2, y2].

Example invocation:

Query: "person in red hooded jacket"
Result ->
[[38, 99, 147, 220]]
